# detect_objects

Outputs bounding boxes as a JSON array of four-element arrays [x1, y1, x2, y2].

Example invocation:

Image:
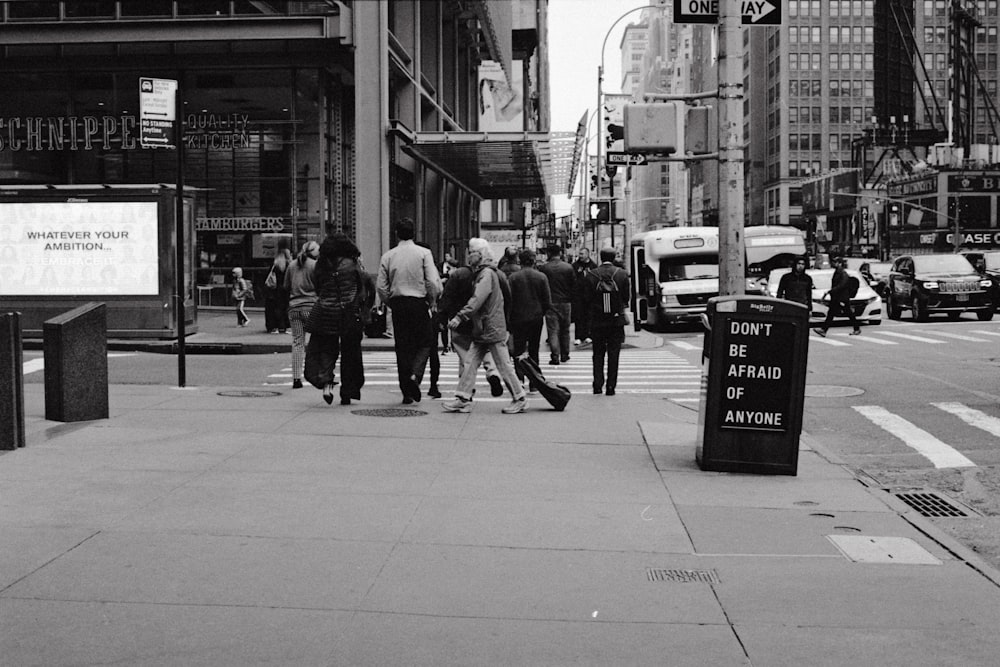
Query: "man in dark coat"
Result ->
[[585, 247, 630, 396], [776, 256, 814, 307], [538, 244, 576, 365], [508, 248, 552, 391], [572, 248, 597, 345]]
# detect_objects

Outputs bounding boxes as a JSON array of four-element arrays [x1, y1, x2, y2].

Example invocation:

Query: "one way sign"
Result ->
[[673, 0, 782, 26]]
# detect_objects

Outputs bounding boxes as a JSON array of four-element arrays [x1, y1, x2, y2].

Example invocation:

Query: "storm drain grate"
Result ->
[[351, 408, 427, 418], [894, 491, 971, 518], [646, 568, 720, 584], [217, 390, 282, 398]]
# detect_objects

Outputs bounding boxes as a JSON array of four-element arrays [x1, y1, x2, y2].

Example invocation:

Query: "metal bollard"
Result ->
[[1, 312, 26, 450]]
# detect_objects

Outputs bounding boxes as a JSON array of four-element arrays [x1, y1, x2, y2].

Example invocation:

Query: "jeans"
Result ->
[[450, 332, 499, 380], [545, 302, 572, 361], [454, 338, 525, 402]]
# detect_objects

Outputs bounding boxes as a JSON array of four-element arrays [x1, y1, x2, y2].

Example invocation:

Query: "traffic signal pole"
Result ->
[[718, 2, 745, 296]]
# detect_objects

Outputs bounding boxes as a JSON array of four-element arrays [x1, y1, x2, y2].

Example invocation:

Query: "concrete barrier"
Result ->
[[1, 312, 26, 450], [43, 303, 109, 423]]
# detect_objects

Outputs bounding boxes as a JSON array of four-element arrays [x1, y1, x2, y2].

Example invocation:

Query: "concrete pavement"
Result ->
[[4, 344, 1000, 665]]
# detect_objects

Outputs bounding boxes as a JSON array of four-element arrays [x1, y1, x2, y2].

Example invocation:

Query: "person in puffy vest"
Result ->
[[584, 247, 630, 396], [817, 256, 861, 337]]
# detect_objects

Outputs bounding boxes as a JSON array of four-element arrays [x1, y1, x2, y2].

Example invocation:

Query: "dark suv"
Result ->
[[887, 254, 994, 321], [960, 250, 1000, 311]]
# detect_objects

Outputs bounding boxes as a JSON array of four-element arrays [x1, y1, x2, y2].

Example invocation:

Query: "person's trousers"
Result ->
[[591, 326, 624, 392], [265, 293, 289, 332], [573, 299, 591, 341], [307, 326, 364, 399], [389, 296, 432, 398], [823, 298, 859, 329], [450, 332, 499, 381], [236, 300, 249, 326], [287, 304, 311, 380], [511, 319, 543, 385], [544, 302, 572, 361], [454, 338, 525, 402]]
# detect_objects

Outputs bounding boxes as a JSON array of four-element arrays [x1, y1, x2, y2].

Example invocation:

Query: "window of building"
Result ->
[[830, 107, 840, 123], [811, 53, 821, 70], [830, 53, 839, 71]]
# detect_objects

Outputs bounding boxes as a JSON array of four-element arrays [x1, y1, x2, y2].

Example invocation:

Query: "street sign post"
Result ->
[[673, 0, 781, 26], [606, 151, 648, 166], [139, 77, 177, 149]]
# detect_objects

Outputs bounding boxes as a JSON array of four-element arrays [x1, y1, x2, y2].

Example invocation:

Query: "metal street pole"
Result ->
[[718, 2, 745, 296]]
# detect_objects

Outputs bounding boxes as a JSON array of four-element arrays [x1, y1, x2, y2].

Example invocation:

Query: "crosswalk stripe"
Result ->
[[970, 329, 1000, 337], [669, 341, 701, 351], [830, 332, 897, 345], [872, 331, 945, 344], [933, 402, 1000, 438], [853, 405, 976, 469], [916, 331, 990, 343], [810, 335, 851, 346]]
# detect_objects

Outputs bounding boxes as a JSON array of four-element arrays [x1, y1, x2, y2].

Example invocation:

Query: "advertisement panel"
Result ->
[[478, 60, 523, 132], [0, 201, 160, 296]]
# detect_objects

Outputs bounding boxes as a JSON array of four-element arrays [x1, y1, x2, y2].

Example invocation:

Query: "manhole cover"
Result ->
[[351, 408, 427, 417], [893, 490, 975, 517], [217, 390, 282, 398], [804, 385, 865, 398], [646, 568, 720, 584]]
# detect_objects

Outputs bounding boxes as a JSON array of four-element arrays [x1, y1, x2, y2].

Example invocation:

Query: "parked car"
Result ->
[[959, 250, 1000, 311], [886, 253, 994, 321], [768, 267, 882, 325]]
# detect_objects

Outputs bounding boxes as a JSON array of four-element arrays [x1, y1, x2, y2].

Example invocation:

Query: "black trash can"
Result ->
[[696, 295, 810, 475]]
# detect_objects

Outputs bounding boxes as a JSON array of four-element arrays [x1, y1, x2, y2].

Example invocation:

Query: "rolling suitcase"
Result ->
[[516, 355, 571, 411]]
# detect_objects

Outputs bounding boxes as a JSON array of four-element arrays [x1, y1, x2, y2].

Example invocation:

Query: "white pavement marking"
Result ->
[[22, 353, 134, 376], [916, 331, 990, 343], [809, 335, 851, 346], [669, 341, 702, 351], [933, 402, 1000, 438], [872, 331, 945, 344], [830, 332, 897, 345], [853, 405, 976, 469], [970, 329, 1000, 337]]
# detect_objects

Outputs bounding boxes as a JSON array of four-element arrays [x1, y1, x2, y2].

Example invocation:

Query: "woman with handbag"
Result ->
[[284, 241, 320, 389], [304, 233, 369, 405]]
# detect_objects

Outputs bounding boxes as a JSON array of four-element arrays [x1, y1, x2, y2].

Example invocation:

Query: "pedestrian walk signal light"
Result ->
[[606, 123, 624, 149], [590, 200, 611, 222], [888, 203, 900, 227]]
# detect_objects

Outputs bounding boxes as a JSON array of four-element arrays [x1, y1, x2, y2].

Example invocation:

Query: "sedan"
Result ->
[[768, 268, 882, 325]]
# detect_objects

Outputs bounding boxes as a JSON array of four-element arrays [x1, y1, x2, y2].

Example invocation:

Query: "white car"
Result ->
[[767, 268, 883, 325]]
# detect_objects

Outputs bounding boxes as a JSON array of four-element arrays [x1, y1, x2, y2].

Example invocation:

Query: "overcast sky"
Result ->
[[547, 1, 650, 210]]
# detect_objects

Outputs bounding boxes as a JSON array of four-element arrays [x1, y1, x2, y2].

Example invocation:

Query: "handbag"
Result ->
[[264, 266, 278, 289]]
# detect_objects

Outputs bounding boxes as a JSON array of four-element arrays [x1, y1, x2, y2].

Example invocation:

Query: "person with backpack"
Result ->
[[584, 247, 630, 396], [442, 238, 527, 415], [817, 256, 861, 337]]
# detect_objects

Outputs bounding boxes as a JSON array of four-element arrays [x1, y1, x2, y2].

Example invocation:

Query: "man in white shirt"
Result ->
[[376, 217, 442, 403]]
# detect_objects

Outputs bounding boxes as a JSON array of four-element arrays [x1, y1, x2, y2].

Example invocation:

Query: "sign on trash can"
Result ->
[[696, 295, 809, 475]]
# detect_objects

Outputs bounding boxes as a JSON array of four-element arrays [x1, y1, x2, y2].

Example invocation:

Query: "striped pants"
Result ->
[[288, 304, 312, 381]]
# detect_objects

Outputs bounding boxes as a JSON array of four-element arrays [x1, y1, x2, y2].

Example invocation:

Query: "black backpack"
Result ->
[[591, 268, 623, 320], [846, 276, 860, 298]]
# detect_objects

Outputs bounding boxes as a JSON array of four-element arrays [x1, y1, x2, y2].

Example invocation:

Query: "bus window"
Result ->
[[660, 257, 720, 282]]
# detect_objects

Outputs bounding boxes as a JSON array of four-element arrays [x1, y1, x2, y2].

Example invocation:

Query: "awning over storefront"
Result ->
[[402, 131, 552, 201]]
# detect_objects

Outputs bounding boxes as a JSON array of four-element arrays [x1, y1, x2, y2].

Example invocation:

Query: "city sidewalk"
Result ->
[[3, 371, 1000, 665]]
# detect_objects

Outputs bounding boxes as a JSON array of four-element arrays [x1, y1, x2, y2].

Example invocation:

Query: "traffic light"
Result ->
[[590, 199, 611, 222]]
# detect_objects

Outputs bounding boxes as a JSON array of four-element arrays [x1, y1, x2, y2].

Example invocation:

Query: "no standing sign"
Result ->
[[139, 77, 177, 148]]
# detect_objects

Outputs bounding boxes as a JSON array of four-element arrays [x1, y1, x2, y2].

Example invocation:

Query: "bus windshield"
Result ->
[[659, 257, 720, 282]]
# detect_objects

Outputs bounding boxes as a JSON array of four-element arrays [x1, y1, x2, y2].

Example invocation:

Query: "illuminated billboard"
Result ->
[[0, 201, 160, 296]]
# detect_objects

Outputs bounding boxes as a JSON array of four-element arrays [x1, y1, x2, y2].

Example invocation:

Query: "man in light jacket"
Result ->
[[442, 238, 528, 414]]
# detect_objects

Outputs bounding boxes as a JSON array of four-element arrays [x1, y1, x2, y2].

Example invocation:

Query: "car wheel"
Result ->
[[888, 294, 902, 320], [912, 297, 929, 322], [978, 309, 995, 322]]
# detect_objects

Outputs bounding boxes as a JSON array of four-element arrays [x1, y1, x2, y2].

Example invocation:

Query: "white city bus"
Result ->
[[630, 225, 806, 329]]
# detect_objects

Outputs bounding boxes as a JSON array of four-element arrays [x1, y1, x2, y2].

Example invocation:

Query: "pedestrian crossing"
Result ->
[[664, 322, 1000, 349], [264, 349, 705, 398]]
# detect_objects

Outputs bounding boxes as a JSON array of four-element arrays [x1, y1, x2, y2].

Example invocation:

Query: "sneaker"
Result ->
[[574, 339, 582, 346], [502, 397, 527, 414], [548, 358, 560, 366], [428, 386, 442, 399], [443, 397, 472, 413], [815, 329, 827, 338], [850, 329, 861, 336], [583, 338, 592, 344], [487, 375, 504, 397]]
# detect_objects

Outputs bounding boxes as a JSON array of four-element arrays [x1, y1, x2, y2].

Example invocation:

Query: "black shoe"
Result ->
[[605, 388, 616, 396], [322, 383, 334, 405], [428, 386, 442, 399], [548, 358, 560, 366], [560, 356, 570, 363], [850, 328, 861, 335], [340, 397, 351, 405], [816, 329, 827, 338], [402, 396, 414, 405], [488, 375, 503, 397], [408, 376, 422, 402], [292, 379, 303, 389]]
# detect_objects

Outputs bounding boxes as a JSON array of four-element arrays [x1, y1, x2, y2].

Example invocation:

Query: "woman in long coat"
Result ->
[[304, 233, 370, 405]]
